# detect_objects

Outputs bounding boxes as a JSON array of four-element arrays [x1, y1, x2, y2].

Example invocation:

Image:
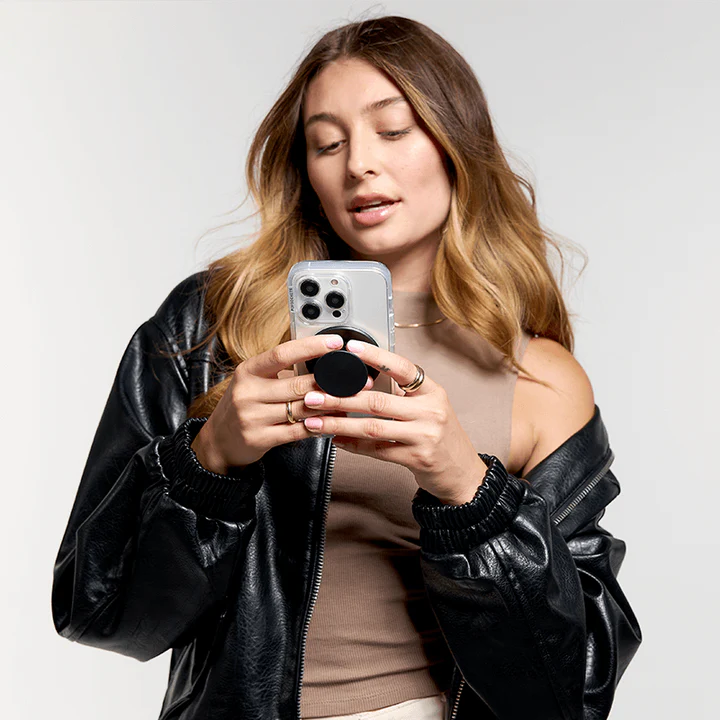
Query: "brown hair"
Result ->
[[184, 14, 586, 418]]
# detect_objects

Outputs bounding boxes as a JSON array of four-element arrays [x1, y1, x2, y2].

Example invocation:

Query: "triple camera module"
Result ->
[[300, 278, 345, 320]]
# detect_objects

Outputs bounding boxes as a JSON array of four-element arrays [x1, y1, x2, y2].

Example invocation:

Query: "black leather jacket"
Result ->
[[52, 272, 642, 720]]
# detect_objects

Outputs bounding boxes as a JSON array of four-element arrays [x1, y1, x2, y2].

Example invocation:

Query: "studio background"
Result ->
[[1, 1, 716, 718]]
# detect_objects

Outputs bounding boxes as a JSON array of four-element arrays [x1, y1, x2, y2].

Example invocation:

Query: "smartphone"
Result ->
[[287, 260, 396, 420]]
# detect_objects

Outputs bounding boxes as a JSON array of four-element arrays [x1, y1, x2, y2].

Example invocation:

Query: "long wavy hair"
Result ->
[[184, 14, 586, 418]]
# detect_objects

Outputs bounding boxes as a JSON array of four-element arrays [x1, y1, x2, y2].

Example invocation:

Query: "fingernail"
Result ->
[[346, 339, 364, 354], [326, 335, 344, 348], [305, 391, 325, 406], [304, 417, 323, 430]]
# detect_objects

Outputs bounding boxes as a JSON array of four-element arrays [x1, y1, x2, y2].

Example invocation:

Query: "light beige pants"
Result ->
[[305, 693, 447, 720]]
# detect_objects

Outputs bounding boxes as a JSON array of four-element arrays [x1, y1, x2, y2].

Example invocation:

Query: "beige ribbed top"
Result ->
[[299, 290, 532, 719]]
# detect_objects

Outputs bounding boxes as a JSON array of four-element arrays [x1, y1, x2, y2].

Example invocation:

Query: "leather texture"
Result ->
[[52, 272, 642, 720]]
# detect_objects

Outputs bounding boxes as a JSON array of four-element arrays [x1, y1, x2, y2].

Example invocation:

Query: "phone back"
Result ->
[[287, 260, 396, 415]]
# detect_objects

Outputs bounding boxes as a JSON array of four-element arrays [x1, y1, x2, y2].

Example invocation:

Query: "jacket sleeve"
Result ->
[[412, 453, 642, 720], [51, 309, 265, 662]]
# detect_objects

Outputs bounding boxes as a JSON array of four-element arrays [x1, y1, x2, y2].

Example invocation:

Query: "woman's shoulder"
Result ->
[[151, 270, 210, 327], [154, 270, 209, 317], [148, 270, 213, 353], [517, 336, 596, 476]]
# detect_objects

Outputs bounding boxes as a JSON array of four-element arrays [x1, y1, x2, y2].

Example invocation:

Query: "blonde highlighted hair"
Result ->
[[184, 14, 586, 418]]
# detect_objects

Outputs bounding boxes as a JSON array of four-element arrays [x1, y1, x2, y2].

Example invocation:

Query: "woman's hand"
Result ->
[[302, 339, 488, 505], [191, 334, 371, 474]]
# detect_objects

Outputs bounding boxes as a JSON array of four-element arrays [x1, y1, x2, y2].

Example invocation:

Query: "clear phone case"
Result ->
[[287, 260, 396, 419]]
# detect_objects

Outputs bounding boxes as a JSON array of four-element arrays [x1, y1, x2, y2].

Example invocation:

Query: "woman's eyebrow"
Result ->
[[305, 95, 407, 129]]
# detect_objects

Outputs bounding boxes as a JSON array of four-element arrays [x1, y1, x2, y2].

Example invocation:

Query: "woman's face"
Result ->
[[303, 58, 452, 263]]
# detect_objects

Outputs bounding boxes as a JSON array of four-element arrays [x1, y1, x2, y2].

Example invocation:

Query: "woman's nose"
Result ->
[[346, 136, 378, 179]]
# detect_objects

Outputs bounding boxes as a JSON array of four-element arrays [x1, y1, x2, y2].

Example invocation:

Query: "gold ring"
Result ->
[[398, 364, 425, 393], [286, 400, 299, 423]]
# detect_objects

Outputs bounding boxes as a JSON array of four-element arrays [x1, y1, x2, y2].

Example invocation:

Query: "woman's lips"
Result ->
[[349, 200, 400, 227]]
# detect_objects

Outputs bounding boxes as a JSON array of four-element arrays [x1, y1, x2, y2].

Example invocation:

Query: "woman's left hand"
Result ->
[[302, 339, 488, 505]]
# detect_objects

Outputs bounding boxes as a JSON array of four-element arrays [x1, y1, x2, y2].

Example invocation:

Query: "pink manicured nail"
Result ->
[[325, 335, 344, 348], [346, 340, 364, 354], [305, 391, 325, 406], [304, 417, 323, 430]]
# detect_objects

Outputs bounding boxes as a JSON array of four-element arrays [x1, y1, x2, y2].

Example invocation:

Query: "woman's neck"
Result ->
[[347, 232, 440, 293]]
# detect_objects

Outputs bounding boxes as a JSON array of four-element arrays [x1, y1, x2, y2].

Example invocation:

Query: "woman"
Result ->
[[52, 15, 641, 720]]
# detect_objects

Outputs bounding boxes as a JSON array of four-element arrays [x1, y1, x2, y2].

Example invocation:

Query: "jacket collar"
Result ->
[[523, 404, 619, 537]]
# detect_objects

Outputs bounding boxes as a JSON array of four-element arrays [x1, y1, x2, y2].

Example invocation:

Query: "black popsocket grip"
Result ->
[[305, 326, 379, 397], [313, 351, 368, 397]]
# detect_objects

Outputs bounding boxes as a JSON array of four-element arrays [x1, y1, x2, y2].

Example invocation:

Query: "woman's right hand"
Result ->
[[190, 334, 371, 475]]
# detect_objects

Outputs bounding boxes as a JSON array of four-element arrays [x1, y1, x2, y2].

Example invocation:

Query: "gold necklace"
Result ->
[[394, 317, 446, 328]]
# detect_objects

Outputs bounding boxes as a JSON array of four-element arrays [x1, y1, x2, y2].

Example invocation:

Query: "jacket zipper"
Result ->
[[449, 677, 465, 720], [552, 451, 614, 526], [296, 440, 336, 720]]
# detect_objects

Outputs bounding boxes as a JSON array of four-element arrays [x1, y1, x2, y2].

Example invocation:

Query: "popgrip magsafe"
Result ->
[[305, 327, 380, 397]]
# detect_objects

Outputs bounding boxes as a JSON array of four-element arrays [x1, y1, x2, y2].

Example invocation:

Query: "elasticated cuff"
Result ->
[[411, 453, 526, 554], [158, 417, 265, 522]]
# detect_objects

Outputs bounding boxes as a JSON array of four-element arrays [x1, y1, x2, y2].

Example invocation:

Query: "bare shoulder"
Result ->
[[516, 336, 595, 477]]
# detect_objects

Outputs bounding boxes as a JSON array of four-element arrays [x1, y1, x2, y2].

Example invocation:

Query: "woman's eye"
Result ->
[[317, 141, 341, 155], [315, 128, 412, 155], [382, 128, 412, 139]]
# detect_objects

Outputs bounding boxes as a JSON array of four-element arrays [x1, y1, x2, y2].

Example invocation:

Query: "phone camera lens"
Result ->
[[300, 279, 319, 297], [301, 303, 321, 320], [325, 291, 345, 309]]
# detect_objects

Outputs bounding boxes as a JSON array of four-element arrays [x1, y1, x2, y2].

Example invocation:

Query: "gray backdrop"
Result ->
[[2, 1, 716, 718]]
